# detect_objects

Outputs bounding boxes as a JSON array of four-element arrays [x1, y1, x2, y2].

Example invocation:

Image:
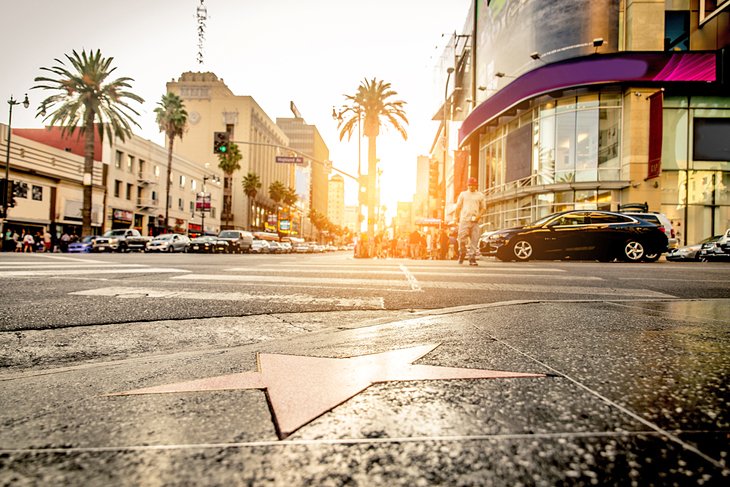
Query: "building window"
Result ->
[[191, 179, 197, 191], [179, 175, 185, 187], [126, 183, 133, 200], [32, 185, 43, 201], [151, 190, 158, 202], [154, 165, 160, 177], [128, 155, 135, 173], [114, 180, 121, 198], [190, 201, 194, 213], [139, 159, 146, 175], [665, 10, 690, 51], [115, 151, 123, 169], [178, 198, 184, 211]]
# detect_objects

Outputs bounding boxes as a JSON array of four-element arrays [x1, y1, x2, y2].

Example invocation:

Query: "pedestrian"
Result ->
[[60, 231, 70, 253], [408, 229, 420, 259], [455, 177, 487, 266], [438, 229, 449, 260], [43, 229, 52, 253], [3, 228, 12, 252], [22, 231, 35, 253]]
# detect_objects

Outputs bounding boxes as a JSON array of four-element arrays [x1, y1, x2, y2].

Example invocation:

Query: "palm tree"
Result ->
[[154, 92, 188, 232], [268, 180, 286, 205], [282, 186, 298, 208], [242, 172, 261, 230], [336, 78, 408, 244], [217, 141, 242, 229], [33, 49, 143, 236]]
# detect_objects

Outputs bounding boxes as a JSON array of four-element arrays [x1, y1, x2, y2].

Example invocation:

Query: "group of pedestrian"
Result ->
[[2, 228, 79, 253]]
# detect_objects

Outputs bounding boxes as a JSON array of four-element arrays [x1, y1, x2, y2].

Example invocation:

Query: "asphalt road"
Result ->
[[0, 251, 728, 485]]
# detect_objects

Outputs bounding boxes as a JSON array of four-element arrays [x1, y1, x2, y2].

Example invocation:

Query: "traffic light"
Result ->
[[0, 179, 8, 209], [213, 131, 230, 154], [428, 160, 440, 199], [8, 180, 19, 208]]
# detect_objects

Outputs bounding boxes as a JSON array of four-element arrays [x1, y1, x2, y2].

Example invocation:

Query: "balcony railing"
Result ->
[[136, 198, 159, 209], [137, 171, 158, 185]]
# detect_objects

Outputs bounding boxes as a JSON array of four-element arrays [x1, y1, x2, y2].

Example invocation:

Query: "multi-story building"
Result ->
[[442, 0, 729, 245], [327, 174, 345, 227], [1, 124, 100, 239], [166, 72, 289, 232], [12, 125, 223, 237], [343, 205, 359, 234], [276, 116, 331, 220], [413, 155, 431, 221]]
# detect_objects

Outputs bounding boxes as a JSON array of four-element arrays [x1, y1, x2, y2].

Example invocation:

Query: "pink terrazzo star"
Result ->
[[110, 344, 545, 438]]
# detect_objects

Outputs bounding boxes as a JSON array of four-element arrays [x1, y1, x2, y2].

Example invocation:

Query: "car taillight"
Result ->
[[657, 226, 666, 235]]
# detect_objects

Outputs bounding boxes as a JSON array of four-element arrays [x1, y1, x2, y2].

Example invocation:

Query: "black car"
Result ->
[[186, 235, 230, 254], [487, 210, 668, 262]]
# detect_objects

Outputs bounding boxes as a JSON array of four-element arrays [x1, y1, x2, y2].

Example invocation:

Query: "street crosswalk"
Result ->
[[1, 256, 676, 303]]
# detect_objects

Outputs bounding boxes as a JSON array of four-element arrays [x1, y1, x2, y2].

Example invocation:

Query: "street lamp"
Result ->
[[198, 174, 219, 236], [2, 94, 29, 236], [442, 67, 454, 227]]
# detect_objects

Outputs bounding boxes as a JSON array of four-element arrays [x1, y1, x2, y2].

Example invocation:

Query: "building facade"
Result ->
[[166, 72, 289, 232], [11, 125, 223, 238], [445, 0, 729, 245], [327, 174, 345, 227]]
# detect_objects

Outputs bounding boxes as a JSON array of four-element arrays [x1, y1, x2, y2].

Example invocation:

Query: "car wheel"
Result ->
[[118, 243, 127, 253], [642, 253, 661, 262], [168, 245, 174, 253], [621, 239, 645, 262], [511, 239, 533, 261]]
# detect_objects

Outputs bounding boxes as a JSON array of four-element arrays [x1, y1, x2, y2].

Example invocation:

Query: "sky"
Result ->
[[1, 0, 473, 215]]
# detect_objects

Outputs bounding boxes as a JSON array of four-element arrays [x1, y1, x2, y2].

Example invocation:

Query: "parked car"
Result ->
[[217, 230, 253, 253], [667, 235, 721, 261], [279, 241, 293, 253], [93, 228, 150, 253], [486, 210, 668, 262], [186, 235, 230, 253], [618, 203, 678, 257], [267, 241, 283, 253], [67, 235, 98, 253], [294, 242, 310, 253], [145, 233, 190, 253], [479, 230, 499, 256], [250, 239, 270, 254], [699, 228, 730, 261]]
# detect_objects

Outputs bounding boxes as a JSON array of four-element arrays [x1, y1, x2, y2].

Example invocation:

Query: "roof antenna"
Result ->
[[196, 0, 208, 65]]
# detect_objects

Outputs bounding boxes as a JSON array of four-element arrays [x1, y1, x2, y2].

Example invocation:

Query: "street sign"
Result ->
[[275, 156, 304, 164], [195, 192, 211, 212]]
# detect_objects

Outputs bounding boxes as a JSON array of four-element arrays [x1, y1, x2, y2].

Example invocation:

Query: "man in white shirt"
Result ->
[[454, 177, 487, 266]]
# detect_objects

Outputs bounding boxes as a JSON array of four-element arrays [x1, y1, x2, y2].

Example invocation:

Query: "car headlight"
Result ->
[[488, 232, 510, 241]]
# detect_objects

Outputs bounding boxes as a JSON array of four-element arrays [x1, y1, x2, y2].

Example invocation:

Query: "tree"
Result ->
[[154, 92, 188, 232], [217, 141, 242, 229], [282, 186, 298, 207], [268, 180, 286, 205], [336, 78, 408, 246], [33, 49, 143, 236], [242, 172, 261, 230]]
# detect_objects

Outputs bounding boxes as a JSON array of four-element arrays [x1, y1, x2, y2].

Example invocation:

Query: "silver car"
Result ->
[[145, 233, 190, 253]]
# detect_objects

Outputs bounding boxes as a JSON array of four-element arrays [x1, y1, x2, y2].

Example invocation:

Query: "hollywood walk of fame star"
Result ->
[[109, 344, 545, 439]]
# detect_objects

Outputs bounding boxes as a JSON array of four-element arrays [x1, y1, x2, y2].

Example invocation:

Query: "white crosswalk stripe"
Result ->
[[0, 257, 189, 277]]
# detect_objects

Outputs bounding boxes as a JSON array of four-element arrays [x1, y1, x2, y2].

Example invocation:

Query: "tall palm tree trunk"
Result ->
[[164, 137, 174, 232], [82, 111, 95, 236], [367, 135, 377, 249]]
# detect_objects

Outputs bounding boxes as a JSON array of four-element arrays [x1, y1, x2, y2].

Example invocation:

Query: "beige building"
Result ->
[[327, 174, 345, 227], [343, 205, 359, 234], [11, 125, 223, 237], [166, 72, 290, 231]]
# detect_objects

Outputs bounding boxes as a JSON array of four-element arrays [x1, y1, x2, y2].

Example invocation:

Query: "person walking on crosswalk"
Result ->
[[454, 177, 487, 266]]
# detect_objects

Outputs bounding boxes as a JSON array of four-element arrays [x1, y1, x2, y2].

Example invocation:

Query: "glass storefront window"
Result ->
[[555, 111, 576, 182], [538, 109, 556, 183], [598, 108, 621, 180], [577, 94, 599, 110], [575, 110, 599, 181]]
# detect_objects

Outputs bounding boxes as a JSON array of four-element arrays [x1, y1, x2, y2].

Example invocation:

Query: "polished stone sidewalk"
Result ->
[[1, 300, 728, 485]]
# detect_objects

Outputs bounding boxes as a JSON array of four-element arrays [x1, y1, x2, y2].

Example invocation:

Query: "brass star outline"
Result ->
[[109, 344, 545, 439]]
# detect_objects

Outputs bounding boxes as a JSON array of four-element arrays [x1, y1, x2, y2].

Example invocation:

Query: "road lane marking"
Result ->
[[171, 274, 672, 298], [0, 268, 191, 277], [399, 264, 422, 291], [225, 268, 601, 280], [0, 263, 148, 269], [246, 264, 567, 272], [70, 287, 384, 308]]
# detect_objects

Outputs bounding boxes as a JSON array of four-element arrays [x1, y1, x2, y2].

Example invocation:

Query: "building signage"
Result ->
[[112, 209, 133, 223], [195, 192, 211, 212]]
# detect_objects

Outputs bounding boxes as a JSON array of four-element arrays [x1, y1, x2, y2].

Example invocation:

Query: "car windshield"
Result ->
[[154, 235, 174, 241], [219, 231, 238, 238], [81, 236, 96, 243], [104, 230, 126, 237], [529, 214, 558, 227]]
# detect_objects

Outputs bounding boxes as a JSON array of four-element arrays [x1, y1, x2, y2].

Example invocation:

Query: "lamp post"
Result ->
[[2, 94, 29, 239], [442, 67, 454, 227], [198, 174, 219, 236]]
